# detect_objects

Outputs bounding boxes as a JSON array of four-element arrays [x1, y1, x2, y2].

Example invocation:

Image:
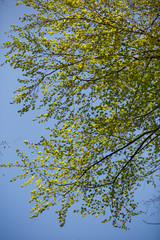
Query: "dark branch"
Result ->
[[64, 126, 160, 196], [80, 127, 160, 181], [112, 129, 160, 186]]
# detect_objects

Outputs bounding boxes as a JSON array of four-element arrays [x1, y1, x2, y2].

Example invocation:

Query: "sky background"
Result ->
[[0, 1, 160, 239]]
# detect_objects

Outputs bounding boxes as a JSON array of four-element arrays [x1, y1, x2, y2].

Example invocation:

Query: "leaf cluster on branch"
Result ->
[[1, 0, 160, 229]]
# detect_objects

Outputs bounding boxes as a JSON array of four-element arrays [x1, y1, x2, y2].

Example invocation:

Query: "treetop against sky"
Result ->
[[1, 0, 160, 229]]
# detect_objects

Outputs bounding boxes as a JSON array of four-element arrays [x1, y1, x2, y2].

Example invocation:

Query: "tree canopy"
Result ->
[[1, 0, 160, 229]]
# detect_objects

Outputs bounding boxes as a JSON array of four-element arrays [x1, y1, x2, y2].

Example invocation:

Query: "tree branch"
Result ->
[[143, 220, 160, 225], [64, 127, 160, 196], [112, 129, 160, 186], [80, 127, 160, 181]]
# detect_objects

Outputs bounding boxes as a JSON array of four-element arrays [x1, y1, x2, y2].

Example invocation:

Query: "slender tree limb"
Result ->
[[112, 129, 160, 186], [133, 105, 160, 119], [64, 127, 160, 196], [143, 220, 160, 225], [80, 127, 160, 181]]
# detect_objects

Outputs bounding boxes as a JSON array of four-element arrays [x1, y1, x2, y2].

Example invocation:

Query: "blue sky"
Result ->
[[0, 1, 159, 240]]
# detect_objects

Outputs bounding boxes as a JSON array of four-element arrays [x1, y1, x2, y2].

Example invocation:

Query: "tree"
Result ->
[[1, 0, 160, 230]]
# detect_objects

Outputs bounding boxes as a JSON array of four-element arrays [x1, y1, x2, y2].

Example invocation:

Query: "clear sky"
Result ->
[[0, 1, 159, 240]]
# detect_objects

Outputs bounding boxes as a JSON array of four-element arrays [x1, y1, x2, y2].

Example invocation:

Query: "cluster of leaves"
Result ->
[[1, 0, 160, 229]]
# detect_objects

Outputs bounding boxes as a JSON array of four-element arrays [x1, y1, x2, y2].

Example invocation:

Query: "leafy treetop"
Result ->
[[1, 0, 160, 229]]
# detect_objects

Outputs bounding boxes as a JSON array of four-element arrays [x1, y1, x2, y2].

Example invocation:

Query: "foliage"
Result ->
[[1, 0, 160, 229]]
